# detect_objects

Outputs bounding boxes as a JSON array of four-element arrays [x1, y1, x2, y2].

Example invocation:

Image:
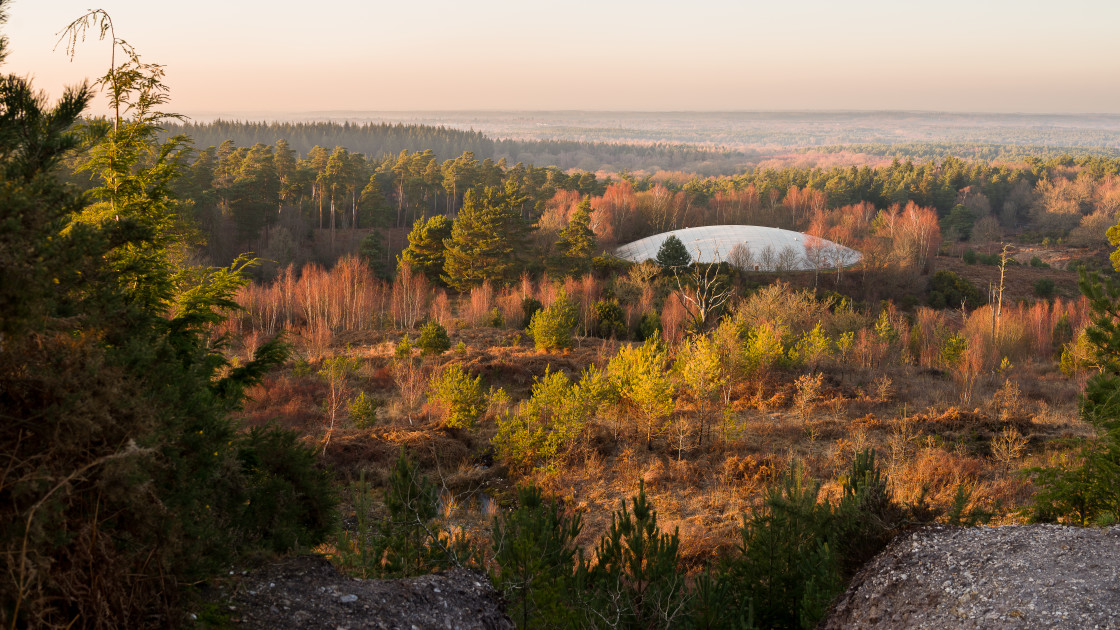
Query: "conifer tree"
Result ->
[[551, 198, 596, 276], [399, 213, 453, 284], [656, 234, 691, 269], [442, 180, 529, 291]]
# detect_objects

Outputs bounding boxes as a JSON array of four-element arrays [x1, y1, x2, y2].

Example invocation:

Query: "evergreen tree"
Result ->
[[551, 197, 596, 276], [399, 214, 453, 284], [1, 11, 334, 625], [656, 234, 692, 269], [442, 181, 529, 291], [491, 485, 583, 629]]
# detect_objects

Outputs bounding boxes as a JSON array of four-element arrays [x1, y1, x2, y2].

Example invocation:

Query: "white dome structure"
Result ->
[[614, 225, 862, 272]]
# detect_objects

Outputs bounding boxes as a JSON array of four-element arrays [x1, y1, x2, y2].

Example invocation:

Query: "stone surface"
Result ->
[[223, 555, 514, 630], [822, 524, 1120, 629]]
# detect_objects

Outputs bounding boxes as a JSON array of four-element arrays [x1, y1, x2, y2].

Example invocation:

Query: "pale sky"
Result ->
[[5, 0, 1120, 116]]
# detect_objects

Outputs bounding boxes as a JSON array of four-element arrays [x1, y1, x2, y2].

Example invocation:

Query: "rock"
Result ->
[[228, 555, 514, 629], [821, 524, 1120, 629]]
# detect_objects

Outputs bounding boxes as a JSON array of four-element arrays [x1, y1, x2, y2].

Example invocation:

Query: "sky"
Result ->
[[5, 0, 1120, 117]]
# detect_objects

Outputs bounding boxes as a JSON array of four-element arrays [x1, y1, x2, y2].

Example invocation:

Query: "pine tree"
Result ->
[[551, 198, 596, 276], [656, 234, 691, 269], [442, 181, 529, 291], [399, 213, 453, 284]]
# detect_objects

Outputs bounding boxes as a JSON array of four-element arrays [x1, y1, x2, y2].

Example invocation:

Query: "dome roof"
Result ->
[[613, 225, 861, 271]]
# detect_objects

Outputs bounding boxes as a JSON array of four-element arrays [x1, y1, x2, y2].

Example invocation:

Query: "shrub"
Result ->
[[1030, 256, 1050, 268], [576, 482, 689, 628], [528, 290, 579, 351], [416, 320, 451, 355], [962, 248, 977, 264], [429, 364, 486, 429], [348, 392, 380, 428], [742, 323, 787, 373], [234, 425, 337, 553], [521, 296, 543, 328], [491, 485, 583, 629], [330, 453, 477, 578], [493, 367, 607, 471], [1034, 278, 1056, 298], [592, 298, 627, 339], [928, 270, 984, 309], [637, 310, 661, 341]]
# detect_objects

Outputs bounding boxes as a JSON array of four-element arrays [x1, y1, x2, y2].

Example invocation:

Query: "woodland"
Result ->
[[6, 5, 1120, 629]]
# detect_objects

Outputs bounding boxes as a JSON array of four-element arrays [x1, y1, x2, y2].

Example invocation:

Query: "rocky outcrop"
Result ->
[[224, 555, 514, 630], [821, 524, 1120, 629]]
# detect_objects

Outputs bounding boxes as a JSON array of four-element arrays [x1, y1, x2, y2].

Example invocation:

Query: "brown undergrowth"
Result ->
[[233, 324, 1093, 575]]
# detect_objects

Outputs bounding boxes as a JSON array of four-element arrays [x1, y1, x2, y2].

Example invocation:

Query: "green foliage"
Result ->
[[1030, 255, 1050, 268], [332, 453, 477, 578], [1033, 278, 1056, 298], [593, 298, 627, 339], [719, 451, 902, 629], [521, 296, 543, 328], [0, 15, 335, 626], [607, 339, 676, 447], [962, 248, 978, 264], [1031, 268, 1120, 524], [429, 363, 486, 429], [491, 485, 583, 629], [551, 198, 596, 277], [940, 332, 968, 366], [637, 310, 662, 342], [348, 391, 380, 428], [528, 290, 579, 351], [234, 425, 337, 552], [358, 231, 389, 278], [489, 306, 504, 328], [656, 234, 692, 268], [941, 204, 976, 241], [928, 270, 984, 309], [417, 319, 451, 355], [399, 214, 453, 284], [575, 482, 690, 629], [789, 324, 832, 367], [742, 323, 787, 374], [493, 366, 607, 471], [442, 181, 529, 291]]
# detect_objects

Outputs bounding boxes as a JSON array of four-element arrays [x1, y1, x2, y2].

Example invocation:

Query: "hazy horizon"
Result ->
[[8, 0, 1120, 117]]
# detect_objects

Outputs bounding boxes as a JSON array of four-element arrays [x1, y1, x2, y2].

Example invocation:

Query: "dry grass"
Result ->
[[232, 310, 1094, 571]]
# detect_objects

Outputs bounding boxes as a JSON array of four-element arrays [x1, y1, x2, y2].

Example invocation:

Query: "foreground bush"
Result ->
[[0, 22, 335, 627]]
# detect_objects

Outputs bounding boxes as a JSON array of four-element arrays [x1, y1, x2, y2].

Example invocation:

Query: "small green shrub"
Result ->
[[1034, 278, 1056, 298], [637, 310, 661, 341], [416, 320, 451, 355], [962, 248, 977, 264], [521, 297, 543, 328], [528, 291, 579, 352], [429, 364, 486, 429], [592, 298, 627, 339], [489, 307, 504, 328], [928, 270, 984, 309], [1030, 256, 1050, 268], [348, 392, 380, 428], [491, 485, 583, 629]]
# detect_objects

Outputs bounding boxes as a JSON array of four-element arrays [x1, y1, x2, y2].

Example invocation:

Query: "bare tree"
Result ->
[[727, 242, 755, 272], [670, 248, 734, 331]]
